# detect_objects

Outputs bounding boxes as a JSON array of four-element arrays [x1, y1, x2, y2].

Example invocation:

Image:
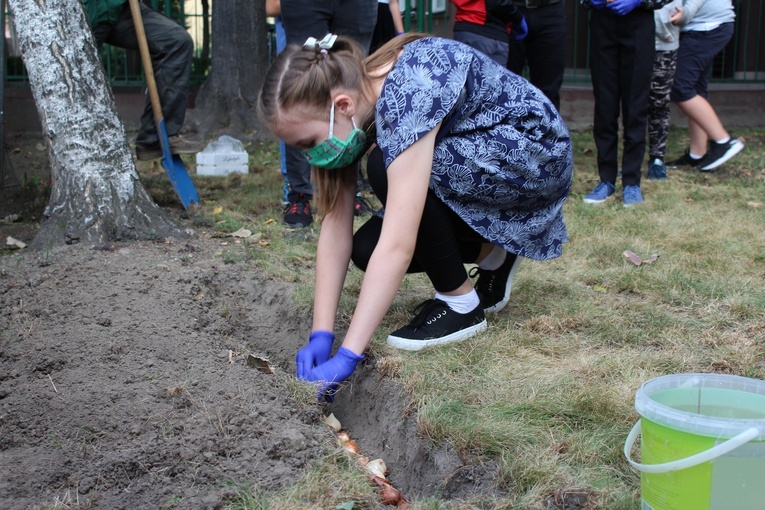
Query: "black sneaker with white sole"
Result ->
[[387, 299, 487, 351], [470, 253, 522, 313], [699, 138, 745, 171]]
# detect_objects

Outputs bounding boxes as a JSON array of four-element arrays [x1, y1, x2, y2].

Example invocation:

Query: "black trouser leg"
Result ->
[[589, 8, 653, 186], [95, 4, 193, 146], [506, 2, 566, 111], [352, 148, 485, 293]]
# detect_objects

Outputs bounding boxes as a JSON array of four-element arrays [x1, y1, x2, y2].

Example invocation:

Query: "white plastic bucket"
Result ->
[[624, 373, 765, 510]]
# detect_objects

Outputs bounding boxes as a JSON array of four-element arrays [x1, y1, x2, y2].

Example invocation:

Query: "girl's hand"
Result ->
[[296, 330, 335, 379], [305, 347, 365, 401]]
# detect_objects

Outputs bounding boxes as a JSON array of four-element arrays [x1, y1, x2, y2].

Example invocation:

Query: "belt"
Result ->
[[513, 0, 561, 8]]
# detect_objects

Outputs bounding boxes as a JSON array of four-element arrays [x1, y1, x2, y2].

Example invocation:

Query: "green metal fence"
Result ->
[[3, 0, 210, 86], [4, 0, 764, 86]]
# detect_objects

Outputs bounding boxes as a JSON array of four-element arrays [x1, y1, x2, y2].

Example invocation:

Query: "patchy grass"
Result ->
[[147, 127, 765, 509]]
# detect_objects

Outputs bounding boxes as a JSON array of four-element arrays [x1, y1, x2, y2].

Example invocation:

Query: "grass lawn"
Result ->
[[153, 127, 765, 509]]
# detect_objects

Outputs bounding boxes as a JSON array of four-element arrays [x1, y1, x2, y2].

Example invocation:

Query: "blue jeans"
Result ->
[[275, 17, 287, 176]]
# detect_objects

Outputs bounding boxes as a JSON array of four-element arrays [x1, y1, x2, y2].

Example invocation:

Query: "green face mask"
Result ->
[[302, 102, 367, 169]]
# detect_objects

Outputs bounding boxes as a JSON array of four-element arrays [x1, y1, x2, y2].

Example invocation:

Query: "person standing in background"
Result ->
[[278, 0, 378, 228], [668, 0, 744, 171], [82, 0, 202, 161], [646, 0, 683, 180], [266, 0, 291, 204], [370, 0, 405, 53], [580, 0, 672, 208], [449, 0, 528, 66], [505, 0, 567, 112]]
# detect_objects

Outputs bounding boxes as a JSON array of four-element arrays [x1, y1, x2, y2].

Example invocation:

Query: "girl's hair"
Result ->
[[257, 33, 428, 216]]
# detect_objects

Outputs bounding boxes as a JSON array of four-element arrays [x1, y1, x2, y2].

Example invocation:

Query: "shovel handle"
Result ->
[[127, 0, 164, 125]]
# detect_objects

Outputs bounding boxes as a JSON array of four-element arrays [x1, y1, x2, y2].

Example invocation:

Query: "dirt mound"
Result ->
[[0, 236, 492, 509]]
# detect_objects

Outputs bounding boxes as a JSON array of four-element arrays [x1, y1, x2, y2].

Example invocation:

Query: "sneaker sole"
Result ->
[[386, 319, 487, 351], [484, 256, 522, 314], [583, 193, 614, 204], [699, 140, 745, 171]]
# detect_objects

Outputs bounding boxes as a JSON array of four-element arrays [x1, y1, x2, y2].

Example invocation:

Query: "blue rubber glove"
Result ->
[[608, 0, 642, 16], [296, 330, 334, 380], [305, 347, 364, 401], [511, 17, 528, 41], [589, 0, 607, 9]]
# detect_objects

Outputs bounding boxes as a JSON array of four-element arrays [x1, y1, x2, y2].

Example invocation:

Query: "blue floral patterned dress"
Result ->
[[375, 37, 573, 261]]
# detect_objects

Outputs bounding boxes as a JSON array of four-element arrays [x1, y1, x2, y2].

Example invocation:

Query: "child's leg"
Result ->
[[648, 50, 677, 162], [617, 9, 654, 187], [352, 147, 483, 293]]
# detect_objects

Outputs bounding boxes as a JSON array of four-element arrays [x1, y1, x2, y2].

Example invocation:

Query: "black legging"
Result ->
[[351, 147, 487, 292]]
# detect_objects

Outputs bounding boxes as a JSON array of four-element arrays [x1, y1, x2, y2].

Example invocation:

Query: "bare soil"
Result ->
[[0, 148, 484, 510], [0, 134, 584, 509]]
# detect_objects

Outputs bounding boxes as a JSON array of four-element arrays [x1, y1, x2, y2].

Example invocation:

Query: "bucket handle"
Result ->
[[624, 420, 760, 473]]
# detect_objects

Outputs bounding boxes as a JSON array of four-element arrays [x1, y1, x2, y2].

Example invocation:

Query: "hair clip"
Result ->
[[303, 33, 337, 50]]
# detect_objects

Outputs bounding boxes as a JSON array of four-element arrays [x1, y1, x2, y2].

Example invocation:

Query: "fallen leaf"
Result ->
[[246, 354, 274, 374], [263, 218, 275, 225], [2, 214, 20, 223], [593, 285, 608, 293], [642, 253, 660, 265], [212, 206, 223, 214], [231, 228, 252, 238], [623, 250, 642, 266], [746, 201, 762, 208], [6, 236, 27, 249], [194, 292, 205, 301]]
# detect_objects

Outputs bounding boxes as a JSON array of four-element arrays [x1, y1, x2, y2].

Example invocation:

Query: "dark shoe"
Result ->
[[470, 253, 522, 313], [135, 134, 204, 161], [647, 159, 667, 180], [283, 194, 312, 227], [699, 138, 745, 171], [583, 181, 615, 204], [387, 299, 487, 351], [668, 150, 703, 169]]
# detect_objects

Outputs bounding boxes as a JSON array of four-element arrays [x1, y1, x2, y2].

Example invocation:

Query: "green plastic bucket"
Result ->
[[624, 373, 765, 510]]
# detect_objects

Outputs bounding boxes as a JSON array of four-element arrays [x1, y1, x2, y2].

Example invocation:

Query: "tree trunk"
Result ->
[[188, 0, 269, 141], [8, 0, 184, 249]]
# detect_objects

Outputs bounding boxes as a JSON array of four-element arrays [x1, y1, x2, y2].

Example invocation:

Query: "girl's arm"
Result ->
[[341, 124, 440, 355], [311, 173, 357, 333], [389, 0, 405, 35]]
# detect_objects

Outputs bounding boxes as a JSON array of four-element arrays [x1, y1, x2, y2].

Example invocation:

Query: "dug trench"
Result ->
[[0, 236, 507, 509]]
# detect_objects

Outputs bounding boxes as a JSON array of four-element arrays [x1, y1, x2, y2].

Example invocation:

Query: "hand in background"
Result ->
[[305, 347, 364, 401], [511, 17, 529, 40], [296, 330, 334, 380], [607, 0, 642, 16], [589, 0, 608, 10], [670, 6, 684, 25]]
